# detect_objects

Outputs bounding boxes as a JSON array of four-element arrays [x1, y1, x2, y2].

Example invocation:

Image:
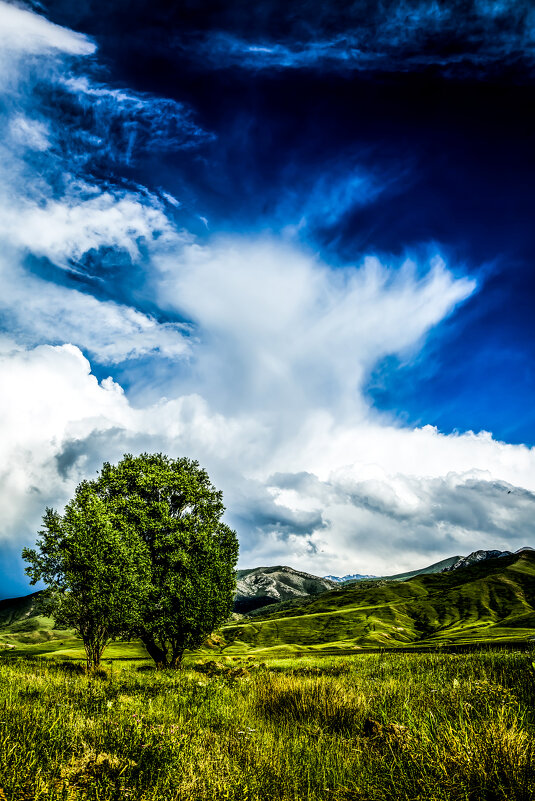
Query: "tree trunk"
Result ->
[[84, 638, 105, 672], [169, 648, 185, 669], [141, 636, 168, 668]]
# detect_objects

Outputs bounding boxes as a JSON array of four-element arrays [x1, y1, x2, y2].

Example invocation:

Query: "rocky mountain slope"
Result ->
[[444, 547, 534, 572], [221, 550, 535, 652], [235, 566, 337, 613]]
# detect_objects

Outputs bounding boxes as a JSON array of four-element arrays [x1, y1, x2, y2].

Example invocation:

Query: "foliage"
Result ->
[[94, 453, 239, 668], [22, 453, 239, 670], [22, 482, 150, 670], [0, 650, 534, 800]]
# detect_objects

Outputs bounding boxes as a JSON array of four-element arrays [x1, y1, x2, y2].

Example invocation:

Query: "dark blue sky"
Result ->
[[39, 0, 535, 445], [0, 0, 534, 598]]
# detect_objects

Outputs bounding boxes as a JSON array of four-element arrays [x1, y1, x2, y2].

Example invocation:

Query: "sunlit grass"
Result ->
[[0, 650, 534, 800]]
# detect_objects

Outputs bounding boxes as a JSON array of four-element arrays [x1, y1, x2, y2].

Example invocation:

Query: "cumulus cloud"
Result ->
[[0, 1, 533, 580], [1, 233, 533, 576]]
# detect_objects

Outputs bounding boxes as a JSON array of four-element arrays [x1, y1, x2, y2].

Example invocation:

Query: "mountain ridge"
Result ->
[[234, 565, 336, 614], [220, 550, 535, 653]]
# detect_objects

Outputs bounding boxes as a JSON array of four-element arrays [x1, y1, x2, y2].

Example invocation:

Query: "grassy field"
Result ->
[[2, 552, 534, 661], [0, 648, 534, 801], [221, 551, 535, 654]]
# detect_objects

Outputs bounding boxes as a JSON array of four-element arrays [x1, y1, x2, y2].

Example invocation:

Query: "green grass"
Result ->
[[219, 551, 535, 654], [1, 649, 534, 800], [2, 552, 534, 662]]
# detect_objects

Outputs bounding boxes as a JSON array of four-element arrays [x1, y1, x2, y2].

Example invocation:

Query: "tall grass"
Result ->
[[0, 650, 534, 800]]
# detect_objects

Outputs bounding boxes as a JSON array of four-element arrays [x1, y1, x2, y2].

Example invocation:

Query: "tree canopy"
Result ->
[[95, 453, 239, 667], [22, 453, 239, 669], [22, 480, 151, 670]]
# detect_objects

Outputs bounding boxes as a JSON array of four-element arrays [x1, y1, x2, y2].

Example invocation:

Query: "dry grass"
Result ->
[[0, 650, 534, 800]]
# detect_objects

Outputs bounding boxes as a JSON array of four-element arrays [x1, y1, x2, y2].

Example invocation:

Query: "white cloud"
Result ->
[[0, 1, 95, 57], [156, 238, 475, 417], [0, 190, 175, 268], [0, 252, 191, 363], [1, 234, 533, 577], [0, 342, 128, 540], [9, 113, 50, 151], [0, 1, 193, 365], [0, 2, 533, 580]]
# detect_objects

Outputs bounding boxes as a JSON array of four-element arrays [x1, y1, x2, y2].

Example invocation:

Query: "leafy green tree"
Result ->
[[95, 453, 239, 668], [22, 481, 151, 671]]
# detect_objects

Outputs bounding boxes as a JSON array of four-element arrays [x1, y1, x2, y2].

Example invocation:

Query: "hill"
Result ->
[[235, 566, 337, 613], [0, 591, 75, 652], [219, 550, 535, 654], [2, 551, 534, 659], [373, 555, 461, 582], [0, 591, 43, 626]]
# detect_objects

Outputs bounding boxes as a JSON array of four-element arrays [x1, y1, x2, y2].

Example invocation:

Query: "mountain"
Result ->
[[325, 549, 535, 584], [324, 556, 461, 584], [377, 555, 462, 581], [444, 549, 511, 571], [0, 591, 44, 626], [234, 566, 337, 614], [220, 550, 535, 653], [324, 573, 375, 583], [444, 547, 534, 572]]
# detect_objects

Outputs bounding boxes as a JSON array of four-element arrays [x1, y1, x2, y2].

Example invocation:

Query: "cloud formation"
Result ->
[[187, 0, 535, 75], [0, 1, 533, 584]]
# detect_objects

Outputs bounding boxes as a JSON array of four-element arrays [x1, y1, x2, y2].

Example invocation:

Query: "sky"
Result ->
[[0, 0, 534, 598]]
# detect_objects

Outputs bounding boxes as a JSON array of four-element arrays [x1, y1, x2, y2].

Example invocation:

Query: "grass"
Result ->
[[220, 551, 535, 653], [1, 648, 534, 800], [2, 553, 535, 660]]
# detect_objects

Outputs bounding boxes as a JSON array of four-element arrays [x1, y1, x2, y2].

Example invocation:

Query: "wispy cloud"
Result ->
[[0, 0, 95, 58], [0, 0, 200, 365], [0, 254, 191, 364], [186, 1, 535, 75], [59, 76, 214, 166], [0, 1, 534, 579]]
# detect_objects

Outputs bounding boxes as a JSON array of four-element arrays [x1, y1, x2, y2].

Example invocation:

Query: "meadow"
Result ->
[[0, 649, 534, 801]]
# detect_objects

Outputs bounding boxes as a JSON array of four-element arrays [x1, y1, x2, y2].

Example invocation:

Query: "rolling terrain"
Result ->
[[219, 550, 535, 655], [1, 551, 534, 659]]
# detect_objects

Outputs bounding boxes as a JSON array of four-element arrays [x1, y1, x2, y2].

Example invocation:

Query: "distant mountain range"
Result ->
[[324, 548, 535, 584], [222, 549, 535, 652], [2, 548, 533, 650], [324, 573, 376, 583]]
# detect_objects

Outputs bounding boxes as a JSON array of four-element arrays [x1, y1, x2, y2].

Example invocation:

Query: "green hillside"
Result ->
[[0, 591, 74, 654], [2, 552, 534, 660], [219, 551, 535, 655]]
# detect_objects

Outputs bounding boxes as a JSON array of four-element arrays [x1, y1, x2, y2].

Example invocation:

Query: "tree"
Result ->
[[94, 453, 239, 668], [22, 481, 150, 671]]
